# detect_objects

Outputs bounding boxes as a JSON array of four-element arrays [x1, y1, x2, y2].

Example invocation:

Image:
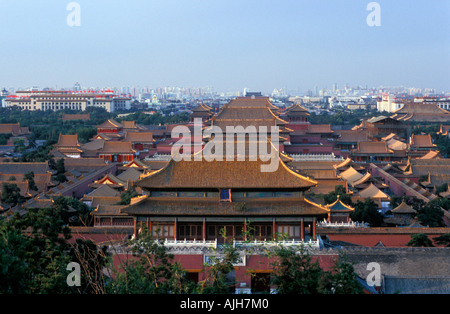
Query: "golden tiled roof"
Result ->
[[55, 134, 80, 148], [124, 131, 154, 143], [121, 195, 328, 216], [357, 183, 389, 199], [99, 141, 136, 154], [410, 134, 436, 148], [392, 201, 415, 214], [354, 141, 392, 154]]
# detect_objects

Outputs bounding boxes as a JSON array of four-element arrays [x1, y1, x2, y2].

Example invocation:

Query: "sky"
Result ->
[[0, 0, 449, 94]]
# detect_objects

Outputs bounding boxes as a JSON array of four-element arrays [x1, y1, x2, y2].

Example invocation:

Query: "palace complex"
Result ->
[[1, 95, 449, 293]]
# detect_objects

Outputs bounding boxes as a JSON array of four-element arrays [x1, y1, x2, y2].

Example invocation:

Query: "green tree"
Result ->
[[0, 223, 32, 293], [1, 183, 24, 205], [417, 200, 444, 227], [117, 187, 139, 205], [199, 244, 241, 294], [435, 183, 448, 195], [76, 127, 97, 143], [2, 206, 72, 293], [50, 196, 93, 227], [318, 259, 364, 294], [350, 199, 384, 227], [0, 133, 12, 145], [55, 173, 68, 183], [107, 229, 195, 294], [0, 201, 108, 294], [69, 239, 109, 294], [271, 245, 324, 294], [433, 234, 450, 247], [13, 138, 26, 153], [407, 233, 434, 247], [55, 158, 66, 174], [323, 185, 353, 206], [24, 171, 38, 191], [53, 158, 68, 183], [432, 197, 450, 211]]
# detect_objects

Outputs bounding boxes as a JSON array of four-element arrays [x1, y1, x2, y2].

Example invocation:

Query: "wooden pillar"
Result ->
[[272, 218, 276, 240], [300, 219, 304, 241], [202, 218, 206, 241], [148, 219, 152, 237], [312, 217, 316, 239], [174, 218, 177, 241], [133, 218, 138, 239], [244, 218, 247, 241]]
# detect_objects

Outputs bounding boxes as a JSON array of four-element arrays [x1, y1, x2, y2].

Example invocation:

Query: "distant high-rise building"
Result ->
[[377, 95, 403, 113], [73, 82, 81, 91], [333, 83, 338, 93]]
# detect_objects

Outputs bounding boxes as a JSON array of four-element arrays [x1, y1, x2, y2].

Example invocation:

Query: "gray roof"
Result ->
[[0, 162, 49, 174], [383, 276, 450, 294]]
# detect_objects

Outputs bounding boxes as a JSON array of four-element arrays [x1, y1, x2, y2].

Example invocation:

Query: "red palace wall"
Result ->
[[110, 252, 339, 290]]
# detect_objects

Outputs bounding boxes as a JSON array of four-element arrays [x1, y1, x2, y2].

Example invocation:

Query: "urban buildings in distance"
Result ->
[[3, 89, 131, 113]]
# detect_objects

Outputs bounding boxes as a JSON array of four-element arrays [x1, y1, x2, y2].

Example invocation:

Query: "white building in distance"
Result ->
[[377, 95, 403, 113], [4, 90, 131, 113]]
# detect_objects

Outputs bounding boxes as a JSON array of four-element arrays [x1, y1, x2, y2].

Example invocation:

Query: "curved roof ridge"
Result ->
[[325, 195, 355, 212]]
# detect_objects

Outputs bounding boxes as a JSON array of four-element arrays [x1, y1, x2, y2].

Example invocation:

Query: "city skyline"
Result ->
[[0, 1, 449, 93], [2, 82, 445, 98]]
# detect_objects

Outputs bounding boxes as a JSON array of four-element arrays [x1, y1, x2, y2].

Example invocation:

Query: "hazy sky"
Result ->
[[0, 0, 449, 93]]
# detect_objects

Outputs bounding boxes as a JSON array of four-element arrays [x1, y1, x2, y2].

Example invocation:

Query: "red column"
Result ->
[[174, 218, 177, 241], [202, 218, 206, 241], [272, 218, 276, 240], [300, 219, 304, 241], [312, 218, 316, 239], [244, 219, 247, 241], [133, 218, 138, 239]]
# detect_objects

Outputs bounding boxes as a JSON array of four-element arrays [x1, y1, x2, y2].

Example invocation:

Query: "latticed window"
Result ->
[[220, 189, 231, 202], [151, 224, 174, 238], [277, 225, 301, 239]]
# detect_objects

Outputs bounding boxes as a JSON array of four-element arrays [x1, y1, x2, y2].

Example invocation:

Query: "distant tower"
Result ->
[[0, 88, 8, 96], [73, 82, 81, 91]]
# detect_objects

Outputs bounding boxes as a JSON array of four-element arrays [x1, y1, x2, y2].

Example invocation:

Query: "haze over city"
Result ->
[[1, 0, 449, 94]]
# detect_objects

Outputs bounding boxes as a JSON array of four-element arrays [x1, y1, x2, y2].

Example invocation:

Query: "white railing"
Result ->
[[163, 238, 218, 248], [233, 238, 320, 248], [317, 218, 369, 228], [161, 238, 321, 249]]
